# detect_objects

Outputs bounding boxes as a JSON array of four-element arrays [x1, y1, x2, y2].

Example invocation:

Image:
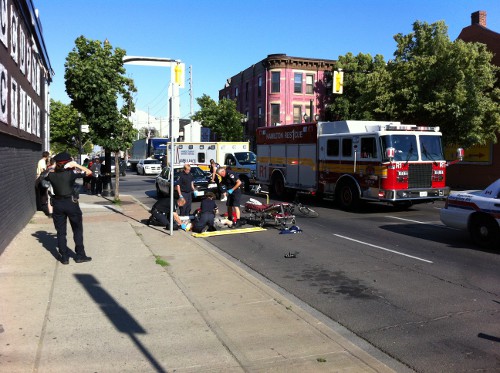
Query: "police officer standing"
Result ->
[[217, 166, 243, 227], [44, 152, 93, 265], [175, 164, 195, 216]]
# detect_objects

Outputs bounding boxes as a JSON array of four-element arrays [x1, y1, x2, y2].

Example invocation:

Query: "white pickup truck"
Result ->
[[440, 179, 500, 249]]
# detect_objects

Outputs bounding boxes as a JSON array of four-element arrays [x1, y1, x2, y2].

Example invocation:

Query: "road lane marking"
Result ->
[[333, 234, 434, 263], [385, 216, 460, 230]]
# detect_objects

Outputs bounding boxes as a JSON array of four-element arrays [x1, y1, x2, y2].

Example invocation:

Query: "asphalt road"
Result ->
[[120, 173, 500, 373]]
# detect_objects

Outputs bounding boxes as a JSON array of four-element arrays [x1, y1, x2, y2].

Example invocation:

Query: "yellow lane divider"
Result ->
[[191, 227, 266, 237]]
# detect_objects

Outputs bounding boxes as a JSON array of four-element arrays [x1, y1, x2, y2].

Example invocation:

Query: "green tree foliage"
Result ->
[[49, 99, 92, 157], [191, 94, 244, 141], [64, 36, 138, 199], [389, 21, 500, 147], [328, 20, 500, 148], [327, 52, 391, 121]]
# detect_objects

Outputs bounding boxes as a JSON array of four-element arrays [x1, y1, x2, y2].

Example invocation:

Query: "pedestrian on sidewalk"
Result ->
[[217, 166, 243, 227], [43, 152, 93, 265], [35, 151, 50, 213], [90, 157, 103, 196]]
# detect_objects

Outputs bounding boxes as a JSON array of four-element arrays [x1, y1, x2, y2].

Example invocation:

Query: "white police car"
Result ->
[[440, 179, 500, 249]]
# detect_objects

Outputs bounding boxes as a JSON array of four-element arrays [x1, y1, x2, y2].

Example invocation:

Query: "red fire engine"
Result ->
[[256, 120, 462, 210]]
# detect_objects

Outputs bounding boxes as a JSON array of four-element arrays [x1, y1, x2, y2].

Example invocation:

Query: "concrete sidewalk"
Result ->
[[0, 193, 410, 372]]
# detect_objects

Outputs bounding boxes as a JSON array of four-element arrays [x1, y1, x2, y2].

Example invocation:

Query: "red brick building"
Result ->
[[219, 54, 336, 149], [447, 11, 500, 189]]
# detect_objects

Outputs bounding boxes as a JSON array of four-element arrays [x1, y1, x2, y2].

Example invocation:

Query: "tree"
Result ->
[[327, 21, 500, 148], [138, 126, 158, 139], [191, 94, 244, 141], [389, 21, 500, 147], [64, 36, 137, 200], [49, 99, 93, 157], [327, 52, 392, 121]]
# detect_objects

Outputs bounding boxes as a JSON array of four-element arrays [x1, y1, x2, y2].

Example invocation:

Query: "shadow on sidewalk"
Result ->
[[32, 231, 62, 260], [74, 274, 167, 373]]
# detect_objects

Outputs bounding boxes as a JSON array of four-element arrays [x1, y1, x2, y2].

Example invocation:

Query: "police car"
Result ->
[[440, 179, 500, 249]]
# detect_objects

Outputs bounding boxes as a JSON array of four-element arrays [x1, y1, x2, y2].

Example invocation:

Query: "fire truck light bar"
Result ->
[[381, 124, 440, 132]]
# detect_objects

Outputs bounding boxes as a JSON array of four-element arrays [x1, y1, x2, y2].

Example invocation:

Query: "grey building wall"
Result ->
[[0, 133, 41, 254]]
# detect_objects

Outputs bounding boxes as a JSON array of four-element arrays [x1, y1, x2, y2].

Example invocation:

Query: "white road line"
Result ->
[[385, 216, 460, 230], [333, 234, 434, 264]]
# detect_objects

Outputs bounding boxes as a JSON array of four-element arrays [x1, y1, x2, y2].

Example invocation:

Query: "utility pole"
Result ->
[[189, 65, 194, 141]]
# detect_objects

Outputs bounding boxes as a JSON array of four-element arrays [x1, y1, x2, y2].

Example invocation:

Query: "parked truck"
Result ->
[[165, 142, 257, 191], [129, 138, 169, 170], [256, 120, 462, 210]]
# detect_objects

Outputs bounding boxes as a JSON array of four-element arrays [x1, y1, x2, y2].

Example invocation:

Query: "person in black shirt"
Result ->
[[148, 196, 183, 230], [192, 192, 218, 233], [44, 152, 93, 265], [217, 167, 243, 227], [175, 164, 195, 216]]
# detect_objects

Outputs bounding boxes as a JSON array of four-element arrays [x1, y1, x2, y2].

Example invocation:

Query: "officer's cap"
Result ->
[[53, 152, 72, 163]]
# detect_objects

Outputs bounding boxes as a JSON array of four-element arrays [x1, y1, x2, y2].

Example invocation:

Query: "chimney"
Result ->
[[471, 10, 487, 27]]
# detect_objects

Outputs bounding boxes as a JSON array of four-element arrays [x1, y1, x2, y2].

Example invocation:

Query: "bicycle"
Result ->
[[291, 194, 319, 218]]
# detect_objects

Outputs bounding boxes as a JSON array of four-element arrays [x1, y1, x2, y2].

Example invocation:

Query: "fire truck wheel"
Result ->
[[336, 181, 360, 211], [469, 214, 500, 249], [271, 174, 286, 198]]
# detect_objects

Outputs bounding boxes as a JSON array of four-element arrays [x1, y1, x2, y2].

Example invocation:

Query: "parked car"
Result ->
[[99, 156, 126, 176], [137, 159, 162, 175], [440, 179, 500, 249], [155, 165, 218, 199]]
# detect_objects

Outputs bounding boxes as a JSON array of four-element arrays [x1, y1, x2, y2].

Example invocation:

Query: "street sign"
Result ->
[[80, 124, 89, 133]]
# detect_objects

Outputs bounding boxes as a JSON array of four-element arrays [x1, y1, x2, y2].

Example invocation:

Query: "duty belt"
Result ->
[[52, 195, 73, 200]]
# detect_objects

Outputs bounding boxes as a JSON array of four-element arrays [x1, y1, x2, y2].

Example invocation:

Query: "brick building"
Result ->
[[447, 10, 500, 189], [0, 0, 52, 253], [219, 54, 336, 149]]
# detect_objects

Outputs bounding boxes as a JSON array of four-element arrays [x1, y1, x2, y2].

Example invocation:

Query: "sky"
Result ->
[[35, 0, 500, 121]]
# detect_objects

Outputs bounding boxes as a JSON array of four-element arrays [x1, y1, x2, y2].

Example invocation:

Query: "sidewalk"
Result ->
[[0, 193, 411, 372]]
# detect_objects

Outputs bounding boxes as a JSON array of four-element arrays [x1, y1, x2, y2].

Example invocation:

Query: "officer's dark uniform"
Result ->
[[192, 196, 217, 233], [220, 169, 242, 208], [45, 152, 91, 264], [177, 169, 194, 216], [149, 197, 179, 230]]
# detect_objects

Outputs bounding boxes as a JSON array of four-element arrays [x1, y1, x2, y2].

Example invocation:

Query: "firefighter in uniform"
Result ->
[[44, 152, 93, 265], [217, 167, 243, 227]]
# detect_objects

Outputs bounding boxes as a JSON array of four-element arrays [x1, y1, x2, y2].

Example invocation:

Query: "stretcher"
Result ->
[[244, 199, 296, 229]]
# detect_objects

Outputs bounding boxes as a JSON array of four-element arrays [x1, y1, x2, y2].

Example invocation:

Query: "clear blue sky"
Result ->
[[35, 0, 500, 121]]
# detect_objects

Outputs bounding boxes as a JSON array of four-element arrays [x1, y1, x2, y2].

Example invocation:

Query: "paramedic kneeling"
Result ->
[[149, 197, 184, 230], [217, 167, 243, 227], [192, 192, 218, 233]]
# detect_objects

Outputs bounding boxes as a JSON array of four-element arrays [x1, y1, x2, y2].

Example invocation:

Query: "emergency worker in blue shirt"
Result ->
[[44, 152, 93, 265]]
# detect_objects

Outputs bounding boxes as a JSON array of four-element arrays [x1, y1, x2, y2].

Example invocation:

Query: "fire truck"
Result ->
[[256, 120, 462, 210]]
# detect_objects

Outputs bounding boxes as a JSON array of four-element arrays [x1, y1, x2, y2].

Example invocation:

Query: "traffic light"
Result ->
[[333, 70, 344, 94], [174, 63, 185, 88]]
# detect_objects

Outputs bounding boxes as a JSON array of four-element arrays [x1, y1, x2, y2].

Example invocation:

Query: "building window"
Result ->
[[258, 106, 262, 126], [271, 72, 280, 93], [306, 74, 314, 94], [245, 82, 249, 102], [293, 105, 302, 123], [258, 76, 262, 97], [294, 73, 302, 93], [235, 87, 239, 98], [271, 103, 280, 125]]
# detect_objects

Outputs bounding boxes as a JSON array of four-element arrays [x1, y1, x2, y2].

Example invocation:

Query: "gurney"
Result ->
[[244, 198, 296, 229]]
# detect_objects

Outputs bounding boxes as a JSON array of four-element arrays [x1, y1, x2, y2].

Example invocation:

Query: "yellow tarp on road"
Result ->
[[191, 227, 266, 237]]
